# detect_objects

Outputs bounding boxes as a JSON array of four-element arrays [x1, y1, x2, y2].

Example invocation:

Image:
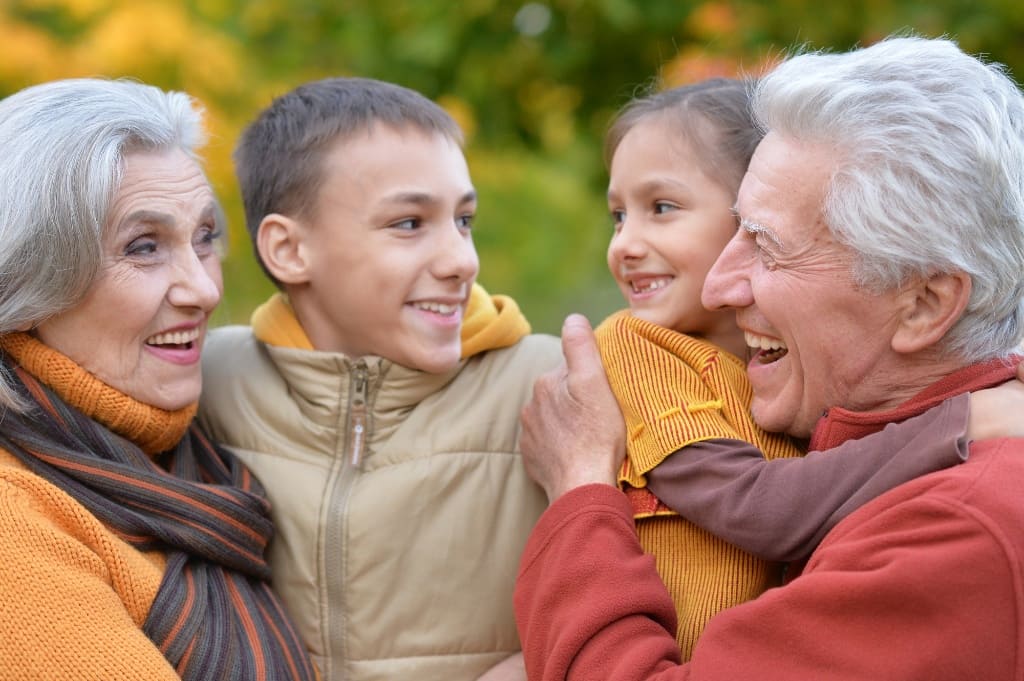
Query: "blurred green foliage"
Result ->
[[3, 0, 1023, 333]]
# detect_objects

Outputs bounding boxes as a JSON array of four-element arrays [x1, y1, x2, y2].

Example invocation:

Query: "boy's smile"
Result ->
[[282, 124, 479, 373]]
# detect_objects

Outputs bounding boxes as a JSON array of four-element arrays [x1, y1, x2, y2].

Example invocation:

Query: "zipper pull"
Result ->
[[348, 363, 368, 468]]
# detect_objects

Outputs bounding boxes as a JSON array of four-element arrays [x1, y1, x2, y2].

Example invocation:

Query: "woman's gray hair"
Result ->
[[0, 78, 206, 410], [753, 35, 1024, 362]]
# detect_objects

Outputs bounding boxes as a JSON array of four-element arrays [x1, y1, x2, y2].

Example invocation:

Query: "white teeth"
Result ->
[[630, 278, 670, 294], [413, 301, 458, 315], [744, 331, 787, 351], [146, 328, 200, 346]]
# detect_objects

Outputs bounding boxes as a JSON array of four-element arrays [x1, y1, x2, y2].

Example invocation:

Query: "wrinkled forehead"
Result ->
[[738, 133, 833, 238], [106, 148, 219, 235]]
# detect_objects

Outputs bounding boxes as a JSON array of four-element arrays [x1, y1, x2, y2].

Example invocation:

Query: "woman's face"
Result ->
[[34, 148, 223, 411]]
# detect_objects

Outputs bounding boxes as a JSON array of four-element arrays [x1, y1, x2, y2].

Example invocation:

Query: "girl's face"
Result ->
[[606, 115, 743, 354]]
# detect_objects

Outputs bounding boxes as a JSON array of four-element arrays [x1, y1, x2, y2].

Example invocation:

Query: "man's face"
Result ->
[[702, 132, 908, 437]]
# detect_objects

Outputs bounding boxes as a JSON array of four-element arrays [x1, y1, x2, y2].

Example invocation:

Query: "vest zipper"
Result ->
[[324, 360, 372, 677], [348, 362, 368, 468]]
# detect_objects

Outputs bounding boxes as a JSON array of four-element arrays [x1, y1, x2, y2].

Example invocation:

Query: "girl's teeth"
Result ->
[[632, 279, 668, 293]]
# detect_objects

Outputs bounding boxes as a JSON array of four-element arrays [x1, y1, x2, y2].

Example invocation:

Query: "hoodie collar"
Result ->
[[251, 282, 530, 359]]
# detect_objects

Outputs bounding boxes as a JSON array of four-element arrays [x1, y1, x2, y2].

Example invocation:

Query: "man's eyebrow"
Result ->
[[738, 216, 784, 249]]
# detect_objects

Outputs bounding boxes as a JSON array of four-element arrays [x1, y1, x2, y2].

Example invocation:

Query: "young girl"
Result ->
[[596, 78, 1002, 658]]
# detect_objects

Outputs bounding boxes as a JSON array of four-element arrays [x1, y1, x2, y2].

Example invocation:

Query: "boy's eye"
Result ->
[[390, 218, 420, 231]]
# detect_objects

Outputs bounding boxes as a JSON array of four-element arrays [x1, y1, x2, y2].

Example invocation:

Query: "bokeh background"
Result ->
[[3, 0, 1022, 333]]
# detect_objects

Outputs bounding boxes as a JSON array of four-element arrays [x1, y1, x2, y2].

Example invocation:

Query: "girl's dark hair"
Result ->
[[605, 77, 762, 194]]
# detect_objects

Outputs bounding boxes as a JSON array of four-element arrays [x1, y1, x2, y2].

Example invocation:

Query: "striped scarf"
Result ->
[[0, 333, 317, 681]]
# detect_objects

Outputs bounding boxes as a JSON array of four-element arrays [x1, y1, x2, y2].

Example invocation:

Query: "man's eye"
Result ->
[[753, 241, 778, 270]]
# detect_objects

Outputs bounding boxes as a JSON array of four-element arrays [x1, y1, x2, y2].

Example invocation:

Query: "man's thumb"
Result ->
[[560, 314, 602, 374]]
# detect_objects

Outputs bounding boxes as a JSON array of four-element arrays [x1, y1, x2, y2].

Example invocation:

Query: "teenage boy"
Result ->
[[198, 78, 561, 681]]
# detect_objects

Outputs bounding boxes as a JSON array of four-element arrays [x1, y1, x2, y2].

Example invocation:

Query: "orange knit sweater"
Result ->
[[0, 333, 193, 679], [595, 311, 802, 659]]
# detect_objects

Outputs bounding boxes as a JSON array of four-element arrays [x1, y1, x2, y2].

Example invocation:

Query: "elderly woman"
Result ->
[[0, 79, 317, 680], [515, 36, 1024, 680]]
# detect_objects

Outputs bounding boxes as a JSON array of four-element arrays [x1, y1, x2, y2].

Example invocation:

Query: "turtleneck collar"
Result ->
[[0, 332, 196, 455]]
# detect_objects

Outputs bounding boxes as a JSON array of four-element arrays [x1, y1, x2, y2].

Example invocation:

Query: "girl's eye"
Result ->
[[610, 209, 625, 229], [456, 214, 475, 230], [654, 202, 678, 215]]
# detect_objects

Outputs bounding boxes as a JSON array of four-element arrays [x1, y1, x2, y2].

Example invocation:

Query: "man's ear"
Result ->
[[257, 213, 311, 285], [891, 271, 972, 354]]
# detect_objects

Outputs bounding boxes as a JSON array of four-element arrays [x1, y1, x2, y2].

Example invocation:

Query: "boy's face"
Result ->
[[606, 116, 741, 350], [295, 125, 479, 373]]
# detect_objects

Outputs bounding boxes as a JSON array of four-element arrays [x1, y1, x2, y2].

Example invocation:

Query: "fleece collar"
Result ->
[[808, 356, 1022, 451]]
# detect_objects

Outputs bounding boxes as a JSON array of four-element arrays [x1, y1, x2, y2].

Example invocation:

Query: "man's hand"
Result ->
[[519, 314, 626, 503]]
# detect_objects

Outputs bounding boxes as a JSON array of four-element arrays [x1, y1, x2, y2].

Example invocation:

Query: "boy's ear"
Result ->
[[891, 271, 972, 354], [257, 213, 311, 285]]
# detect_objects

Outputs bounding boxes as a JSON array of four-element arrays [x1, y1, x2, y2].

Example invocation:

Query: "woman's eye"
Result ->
[[125, 237, 157, 256], [195, 224, 223, 254]]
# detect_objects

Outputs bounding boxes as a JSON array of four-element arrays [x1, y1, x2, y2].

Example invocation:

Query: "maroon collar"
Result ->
[[808, 356, 1022, 451]]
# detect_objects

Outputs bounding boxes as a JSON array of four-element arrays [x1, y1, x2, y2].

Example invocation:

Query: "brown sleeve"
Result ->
[[645, 393, 969, 561]]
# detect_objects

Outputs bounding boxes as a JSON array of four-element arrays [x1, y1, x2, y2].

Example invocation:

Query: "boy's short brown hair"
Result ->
[[234, 77, 463, 284]]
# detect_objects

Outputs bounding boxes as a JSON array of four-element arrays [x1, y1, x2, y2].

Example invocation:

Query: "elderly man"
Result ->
[[514, 36, 1024, 680]]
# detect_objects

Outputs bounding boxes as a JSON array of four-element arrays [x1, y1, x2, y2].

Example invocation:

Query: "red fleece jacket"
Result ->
[[515, 357, 1024, 681]]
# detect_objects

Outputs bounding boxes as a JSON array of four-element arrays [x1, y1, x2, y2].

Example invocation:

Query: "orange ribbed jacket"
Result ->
[[595, 311, 802, 659]]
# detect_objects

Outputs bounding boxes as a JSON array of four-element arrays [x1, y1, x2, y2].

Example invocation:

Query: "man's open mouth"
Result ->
[[744, 331, 788, 364]]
